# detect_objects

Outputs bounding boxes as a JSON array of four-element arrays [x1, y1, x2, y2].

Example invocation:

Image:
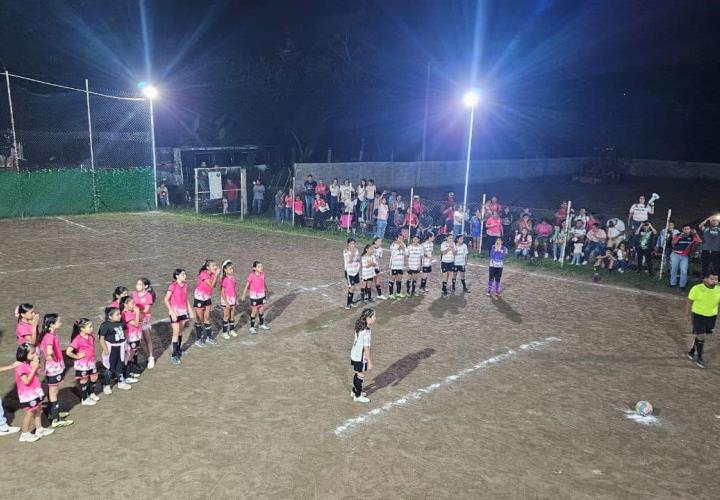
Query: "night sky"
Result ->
[[1, 0, 719, 162]]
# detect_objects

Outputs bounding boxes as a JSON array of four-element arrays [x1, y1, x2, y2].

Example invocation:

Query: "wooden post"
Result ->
[[559, 200, 572, 267], [291, 176, 296, 226], [194, 168, 199, 214], [658, 208, 672, 279], [407, 187, 414, 243], [477, 193, 486, 256]]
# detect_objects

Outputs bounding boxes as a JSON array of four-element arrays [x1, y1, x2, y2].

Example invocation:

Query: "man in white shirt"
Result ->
[[628, 195, 655, 232], [606, 217, 626, 249]]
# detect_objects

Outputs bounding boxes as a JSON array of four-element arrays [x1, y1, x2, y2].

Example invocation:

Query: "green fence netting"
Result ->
[[0, 167, 155, 218]]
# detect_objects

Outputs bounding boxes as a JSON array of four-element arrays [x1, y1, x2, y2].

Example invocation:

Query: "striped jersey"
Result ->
[[454, 244, 469, 266], [344, 248, 360, 276], [440, 240, 456, 263], [422, 240, 434, 268], [407, 244, 424, 271], [361, 255, 377, 280], [390, 242, 407, 270], [373, 245, 383, 269]]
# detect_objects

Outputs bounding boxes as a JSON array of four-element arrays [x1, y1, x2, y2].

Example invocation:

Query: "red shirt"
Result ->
[[316, 183, 328, 197], [224, 181, 238, 201]]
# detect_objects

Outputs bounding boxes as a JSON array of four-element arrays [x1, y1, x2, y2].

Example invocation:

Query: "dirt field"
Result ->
[[0, 212, 718, 499]]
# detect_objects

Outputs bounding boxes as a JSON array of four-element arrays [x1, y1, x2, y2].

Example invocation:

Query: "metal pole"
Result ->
[[4, 71, 19, 172], [148, 98, 158, 208], [85, 79, 98, 212], [407, 187, 414, 243], [658, 208, 672, 279], [478, 193, 486, 256], [291, 176, 295, 226], [194, 168, 199, 214], [559, 200, 572, 267], [461, 105, 475, 235], [421, 60, 431, 162]]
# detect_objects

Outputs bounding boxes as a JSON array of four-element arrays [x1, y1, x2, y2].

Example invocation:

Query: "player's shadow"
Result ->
[[365, 347, 436, 396], [491, 298, 522, 323], [427, 294, 467, 318], [264, 292, 297, 323]]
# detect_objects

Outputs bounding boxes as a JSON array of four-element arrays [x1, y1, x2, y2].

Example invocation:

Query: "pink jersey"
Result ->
[[168, 282, 188, 316], [220, 275, 237, 306], [15, 362, 44, 404], [132, 290, 154, 319], [70, 334, 96, 371], [246, 272, 266, 299], [122, 309, 142, 342], [194, 270, 215, 300], [40, 332, 65, 376], [16, 320, 35, 345], [110, 299, 120, 308]]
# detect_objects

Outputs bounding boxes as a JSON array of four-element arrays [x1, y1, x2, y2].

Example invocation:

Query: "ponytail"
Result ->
[[38, 313, 59, 344], [354, 307, 375, 334], [140, 277, 156, 302], [71, 318, 91, 341]]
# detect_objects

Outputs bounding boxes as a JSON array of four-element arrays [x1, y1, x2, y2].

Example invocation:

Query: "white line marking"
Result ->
[[55, 216, 101, 233], [0, 255, 165, 275], [334, 336, 561, 437]]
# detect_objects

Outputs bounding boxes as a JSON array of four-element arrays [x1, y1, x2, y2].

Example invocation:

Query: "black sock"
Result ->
[[80, 383, 89, 401], [259, 314, 265, 325], [697, 340, 705, 360], [347, 292, 353, 306], [195, 323, 204, 340], [396, 280, 402, 293], [352, 374, 363, 397], [421, 278, 427, 289], [178, 335, 183, 352], [250, 316, 256, 327], [172, 341, 179, 357], [349, 292, 354, 304], [389, 282, 394, 294], [88, 380, 96, 395], [360, 288, 366, 301], [51, 401, 60, 421], [406, 280, 411, 293], [452, 279, 456, 290], [103, 370, 111, 386], [366, 288, 372, 300], [412, 281, 416, 294], [376, 285, 382, 296], [222, 321, 228, 333], [204, 324, 212, 338], [461, 279, 467, 289], [132, 353, 139, 372], [442, 281, 447, 293], [689, 338, 697, 355], [229, 320, 235, 331]]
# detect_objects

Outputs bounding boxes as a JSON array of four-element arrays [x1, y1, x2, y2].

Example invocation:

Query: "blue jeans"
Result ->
[[515, 248, 529, 259], [453, 224, 462, 237], [375, 219, 388, 239], [585, 242, 605, 261], [285, 207, 292, 222], [553, 243, 563, 260], [330, 196, 339, 218], [305, 195, 314, 217], [252, 199, 263, 214], [670, 252, 689, 287], [0, 398, 6, 427], [275, 207, 283, 224], [571, 253, 582, 265]]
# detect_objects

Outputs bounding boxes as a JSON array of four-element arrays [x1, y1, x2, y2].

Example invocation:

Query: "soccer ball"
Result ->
[[635, 400, 653, 416]]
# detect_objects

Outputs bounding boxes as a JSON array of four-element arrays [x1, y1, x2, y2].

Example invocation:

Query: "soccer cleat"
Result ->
[[206, 335, 218, 345], [344, 305, 352, 310], [367, 298, 376, 303], [463, 288, 470, 294], [0, 425, 21, 436], [147, 357, 155, 369], [350, 390, 368, 398], [259, 324, 271, 330], [377, 294, 387, 300], [35, 427, 55, 437], [117, 382, 132, 390], [19, 432, 41, 443], [486, 290, 492, 297], [442, 291, 449, 297], [51, 419, 74, 428], [194, 339, 206, 347], [90, 393, 100, 401], [687, 351, 695, 361], [695, 358, 705, 369], [170, 356, 181, 365], [124, 377, 139, 384], [130, 372, 142, 378], [221, 331, 231, 340], [81, 398, 97, 406], [103, 386, 113, 395], [229, 329, 238, 337], [59, 411, 70, 418], [353, 395, 371, 403], [181, 349, 188, 358], [396, 292, 406, 298], [495, 292, 502, 299], [249, 327, 258, 335], [350, 302, 359, 308]]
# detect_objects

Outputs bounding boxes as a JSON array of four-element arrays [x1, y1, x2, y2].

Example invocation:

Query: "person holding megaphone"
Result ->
[[628, 193, 659, 244]]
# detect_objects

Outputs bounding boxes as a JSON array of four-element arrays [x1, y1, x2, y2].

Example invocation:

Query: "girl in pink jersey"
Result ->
[[165, 269, 194, 365], [241, 261, 271, 335], [133, 278, 156, 369], [110, 286, 129, 308], [39, 314, 74, 428], [15, 343, 54, 442], [120, 296, 142, 383], [220, 260, 238, 339], [193, 260, 219, 347], [66, 318, 100, 406], [15, 303, 39, 346]]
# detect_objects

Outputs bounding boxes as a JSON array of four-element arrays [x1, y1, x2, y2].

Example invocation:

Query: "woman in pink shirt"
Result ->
[[165, 269, 194, 365], [193, 260, 219, 347], [120, 297, 142, 382], [39, 314, 74, 428], [133, 278, 156, 369], [15, 343, 54, 442], [15, 303, 39, 347], [66, 318, 100, 406], [241, 261, 271, 335], [485, 211, 503, 252], [293, 196, 305, 227], [220, 260, 238, 339]]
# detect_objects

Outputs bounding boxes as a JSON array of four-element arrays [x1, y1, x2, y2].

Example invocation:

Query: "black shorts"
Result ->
[[19, 397, 43, 410], [351, 359, 367, 372], [171, 314, 189, 324], [453, 265, 466, 273], [692, 313, 717, 335], [422, 266, 432, 273], [391, 269, 404, 276], [46, 372, 64, 386], [128, 340, 141, 350], [345, 273, 360, 286], [374, 268, 380, 275], [441, 262, 454, 273], [250, 296, 267, 307], [75, 366, 98, 379], [408, 269, 420, 275], [193, 298, 212, 309], [362, 278, 374, 284]]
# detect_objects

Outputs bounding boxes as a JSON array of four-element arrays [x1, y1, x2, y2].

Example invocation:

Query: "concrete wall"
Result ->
[[294, 157, 720, 190]]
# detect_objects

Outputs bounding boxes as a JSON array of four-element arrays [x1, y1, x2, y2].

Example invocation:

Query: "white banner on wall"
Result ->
[[208, 171, 223, 199]]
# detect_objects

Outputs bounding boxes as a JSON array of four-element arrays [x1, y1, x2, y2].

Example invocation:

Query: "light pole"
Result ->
[[461, 89, 480, 235], [421, 60, 432, 161], [141, 84, 159, 208]]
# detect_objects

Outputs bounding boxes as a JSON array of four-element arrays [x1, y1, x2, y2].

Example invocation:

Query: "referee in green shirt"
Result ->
[[686, 272, 720, 368]]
